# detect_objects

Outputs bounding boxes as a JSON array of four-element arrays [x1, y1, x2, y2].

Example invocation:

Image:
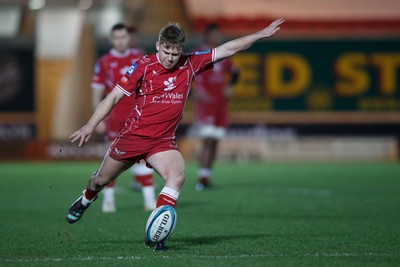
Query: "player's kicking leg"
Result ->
[[66, 156, 132, 224]]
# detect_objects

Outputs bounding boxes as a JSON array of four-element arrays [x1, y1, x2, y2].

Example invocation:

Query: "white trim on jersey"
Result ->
[[212, 48, 217, 62], [135, 107, 141, 116], [116, 84, 132, 96]]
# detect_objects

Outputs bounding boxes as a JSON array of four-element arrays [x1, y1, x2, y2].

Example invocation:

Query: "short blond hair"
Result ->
[[158, 22, 185, 49]]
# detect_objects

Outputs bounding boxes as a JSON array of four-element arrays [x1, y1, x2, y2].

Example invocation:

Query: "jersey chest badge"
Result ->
[[163, 77, 177, 91]]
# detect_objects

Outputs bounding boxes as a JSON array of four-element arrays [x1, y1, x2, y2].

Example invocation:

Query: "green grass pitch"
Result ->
[[0, 161, 399, 266]]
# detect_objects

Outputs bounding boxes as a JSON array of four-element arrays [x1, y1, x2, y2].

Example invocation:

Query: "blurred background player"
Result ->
[[126, 25, 143, 53], [126, 24, 149, 192], [192, 23, 239, 191], [91, 23, 156, 212]]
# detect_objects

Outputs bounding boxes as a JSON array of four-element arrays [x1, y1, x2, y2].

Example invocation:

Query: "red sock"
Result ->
[[156, 187, 179, 208], [84, 185, 98, 201], [135, 174, 154, 187], [156, 194, 177, 207], [199, 177, 209, 185], [198, 168, 211, 184]]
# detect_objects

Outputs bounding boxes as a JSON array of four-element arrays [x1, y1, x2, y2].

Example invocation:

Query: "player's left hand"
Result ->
[[69, 124, 94, 147], [259, 18, 284, 38]]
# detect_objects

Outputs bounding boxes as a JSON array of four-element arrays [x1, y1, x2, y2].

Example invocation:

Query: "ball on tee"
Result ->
[[145, 205, 177, 243]]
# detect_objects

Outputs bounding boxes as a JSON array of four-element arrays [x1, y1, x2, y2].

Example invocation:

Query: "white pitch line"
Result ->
[[1, 252, 394, 263]]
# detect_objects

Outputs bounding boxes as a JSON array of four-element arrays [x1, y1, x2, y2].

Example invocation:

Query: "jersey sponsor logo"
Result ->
[[163, 77, 177, 91], [151, 92, 184, 104], [127, 62, 137, 76], [194, 49, 210, 55]]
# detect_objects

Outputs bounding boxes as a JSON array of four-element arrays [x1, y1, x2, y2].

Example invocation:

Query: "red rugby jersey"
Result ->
[[115, 49, 216, 139], [91, 48, 143, 127]]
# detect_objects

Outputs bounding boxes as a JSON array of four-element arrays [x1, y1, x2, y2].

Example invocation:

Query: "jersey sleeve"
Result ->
[[189, 49, 216, 76], [115, 57, 145, 97], [91, 60, 106, 90]]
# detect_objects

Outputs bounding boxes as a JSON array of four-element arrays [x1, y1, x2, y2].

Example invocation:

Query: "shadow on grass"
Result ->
[[173, 232, 269, 246]]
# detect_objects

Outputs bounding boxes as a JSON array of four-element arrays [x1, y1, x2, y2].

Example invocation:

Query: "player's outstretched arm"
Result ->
[[69, 88, 125, 147], [215, 18, 284, 61]]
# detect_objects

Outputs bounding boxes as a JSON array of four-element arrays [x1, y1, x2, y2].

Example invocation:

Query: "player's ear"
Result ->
[[156, 41, 160, 52]]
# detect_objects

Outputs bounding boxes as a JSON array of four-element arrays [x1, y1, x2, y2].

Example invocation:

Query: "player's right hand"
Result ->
[[69, 125, 94, 147]]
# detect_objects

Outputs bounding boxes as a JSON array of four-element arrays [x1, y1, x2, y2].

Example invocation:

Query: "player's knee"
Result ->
[[170, 172, 185, 188], [179, 172, 186, 183]]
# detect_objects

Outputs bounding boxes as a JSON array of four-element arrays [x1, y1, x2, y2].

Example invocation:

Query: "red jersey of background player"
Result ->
[[192, 45, 237, 127], [91, 48, 143, 139], [115, 49, 216, 140], [193, 45, 236, 103]]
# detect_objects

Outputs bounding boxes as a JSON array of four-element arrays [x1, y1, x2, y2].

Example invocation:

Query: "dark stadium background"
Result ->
[[0, 1, 399, 266]]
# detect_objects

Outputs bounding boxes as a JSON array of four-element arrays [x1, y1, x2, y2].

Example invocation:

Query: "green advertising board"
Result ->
[[188, 39, 400, 112]]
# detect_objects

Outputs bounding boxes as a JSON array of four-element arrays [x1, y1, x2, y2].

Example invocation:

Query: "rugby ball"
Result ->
[[145, 205, 177, 243]]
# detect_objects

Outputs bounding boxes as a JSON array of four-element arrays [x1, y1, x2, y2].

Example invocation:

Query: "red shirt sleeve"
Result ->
[[189, 48, 216, 76], [115, 57, 145, 97], [91, 60, 106, 90]]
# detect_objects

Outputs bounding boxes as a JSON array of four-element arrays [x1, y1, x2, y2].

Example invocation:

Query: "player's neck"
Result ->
[[110, 48, 130, 58]]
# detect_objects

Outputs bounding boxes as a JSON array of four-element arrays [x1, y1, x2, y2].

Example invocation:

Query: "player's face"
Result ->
[[156, 42, 182, 69], [110, 29, 129, 53]]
